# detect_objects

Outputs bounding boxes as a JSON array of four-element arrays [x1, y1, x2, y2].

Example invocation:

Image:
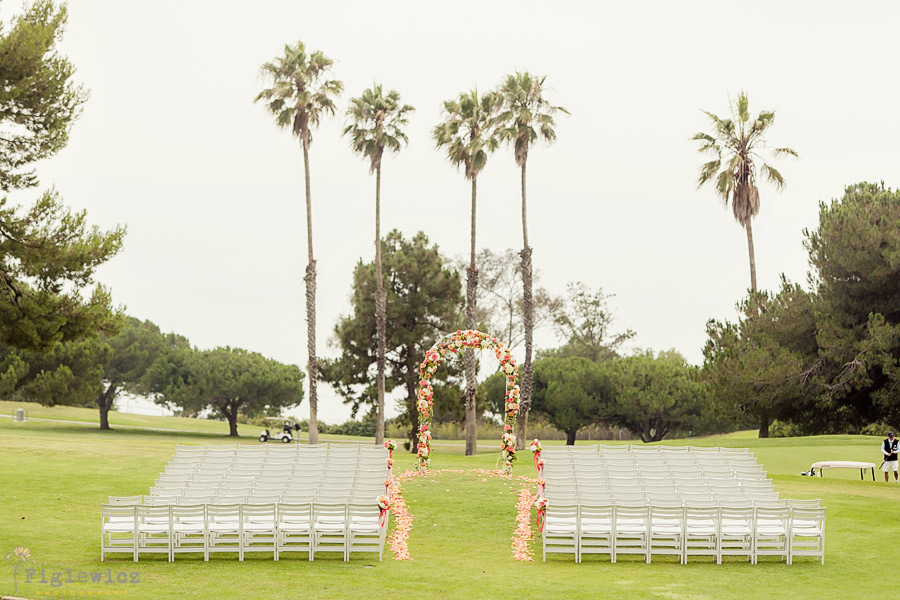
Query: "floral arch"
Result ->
[[416, 329, 520, 473]]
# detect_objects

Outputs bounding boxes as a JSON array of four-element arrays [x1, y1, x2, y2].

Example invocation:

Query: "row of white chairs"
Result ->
[[101, 501, 388, 562], [541, 444, 752, 454], [543, 470, 768, 483], [173, 443, 385, 455], [154, 470, 388, 486], [166, 457, 387, 470], [544, 475, 768, 487], [542, 501, 825, 565], [169, 452, 387, 467], [161, 461, 387, 478], [150, 474, 387, 498], [546, 453, 760, 467]]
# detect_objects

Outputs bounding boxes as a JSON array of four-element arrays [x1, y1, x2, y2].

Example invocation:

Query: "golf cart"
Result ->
[[259, 419, 301, 443]]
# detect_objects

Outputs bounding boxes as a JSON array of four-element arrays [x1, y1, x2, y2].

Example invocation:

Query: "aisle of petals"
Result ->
[[386, 470, 417, 560], [512, 487, 537, 561], [385, 468, 536, 561]]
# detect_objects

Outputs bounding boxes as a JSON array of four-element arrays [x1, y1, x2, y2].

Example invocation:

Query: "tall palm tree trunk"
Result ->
[[745, 220, 757, 292], [464, 176, 479, 456], [374, 163, 386, 445], [302, 142, 319, 445], [517, 161, 533, 450], [745, 220, 770, 438]]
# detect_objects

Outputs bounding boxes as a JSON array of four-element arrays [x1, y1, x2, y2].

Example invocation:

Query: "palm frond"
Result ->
[[760, 163, 786, 189], [772, 147, 798, 158], [736, 92, 750, 123], [697, 159, 721, 187]]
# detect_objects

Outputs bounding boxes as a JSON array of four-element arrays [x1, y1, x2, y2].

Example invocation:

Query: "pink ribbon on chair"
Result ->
[[536, 510, 545, 533], [379, 508, 389, 527], [533, 449, 541, 471]]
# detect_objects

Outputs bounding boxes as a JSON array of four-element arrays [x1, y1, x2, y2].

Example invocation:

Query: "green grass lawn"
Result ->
[[1, 418, 897, 599]]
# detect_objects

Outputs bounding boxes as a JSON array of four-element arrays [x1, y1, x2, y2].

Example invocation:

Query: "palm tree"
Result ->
[[694, 91, 797, 292], [496, 72, 567, 449], [255, 41, 343, 445], [433, 89, 500, 456], [343, 84, 414, 445]]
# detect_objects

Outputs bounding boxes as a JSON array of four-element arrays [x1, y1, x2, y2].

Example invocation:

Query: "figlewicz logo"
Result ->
[[4, 546, 34, 594], [5, 546, 141, 595]]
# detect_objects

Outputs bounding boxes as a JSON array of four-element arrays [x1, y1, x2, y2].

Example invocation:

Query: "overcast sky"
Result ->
[[10, 0, 899, 423]]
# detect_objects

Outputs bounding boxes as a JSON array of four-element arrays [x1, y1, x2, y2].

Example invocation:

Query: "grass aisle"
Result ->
[[1, 419, 897, 599]]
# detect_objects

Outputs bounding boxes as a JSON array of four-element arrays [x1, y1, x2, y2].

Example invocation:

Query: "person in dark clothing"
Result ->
[[883, 431, 898, 482]]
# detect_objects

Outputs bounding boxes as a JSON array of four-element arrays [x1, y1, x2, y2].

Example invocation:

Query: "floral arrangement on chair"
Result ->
[[417, 329, 520, 473], [384, 439, 396, 474], [534, 497, 548, 532], [529, 438, 542, 471], [377, 494, 391, 526]]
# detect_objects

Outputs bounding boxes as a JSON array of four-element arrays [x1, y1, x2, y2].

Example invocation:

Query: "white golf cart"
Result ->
[[259, 419, 301, 443]]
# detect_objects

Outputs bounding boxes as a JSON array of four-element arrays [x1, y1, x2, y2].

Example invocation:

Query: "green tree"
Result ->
[[806, 182, 900, 428], [256, 41, 342, 445], [0, 0, 87, 192], [320, 230, 462, 447], [0, 2, 124, 353], [152, 346, 305, 437], [608, 350, 706, 442], [0, 338, 108, 410], [496, 72, 567, 448], [703, 281, 818, 437], [94, 318, 191, 430], [531, 357, 612, 445], [0, 193, 123, 352], [433, 89, 500, 456], [0, 317, 195, 430], [546, 282, 635, 362], [343, 85, 414, 444], [693, 92, 797, 291]]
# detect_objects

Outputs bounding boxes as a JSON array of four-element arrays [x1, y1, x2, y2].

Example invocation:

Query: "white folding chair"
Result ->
[[207, 504, 242, 560], [172, 504, 207, 561], [683, 505, 719, 563], [347, 502, 388, 561], [541, 502, 579, 562], [276, 503, 312, 561], [578, 503, 614, 563], [136, 505, 173, 562], [612, 502, 650, 563], [753, 506, 789, 564], [312, 503, 348, 561], [242, 503, 277, 558], [719, 504, 753, 563], [649, 503, 684, 563], [788, 507, 825, 565], [101, 504, 137, 562]]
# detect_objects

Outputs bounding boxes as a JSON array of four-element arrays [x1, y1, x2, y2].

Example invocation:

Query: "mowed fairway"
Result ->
[[1, 417, 897, 600]]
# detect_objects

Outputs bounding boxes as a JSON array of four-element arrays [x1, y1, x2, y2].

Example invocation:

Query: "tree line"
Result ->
[[0, 317, 305, 436]]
